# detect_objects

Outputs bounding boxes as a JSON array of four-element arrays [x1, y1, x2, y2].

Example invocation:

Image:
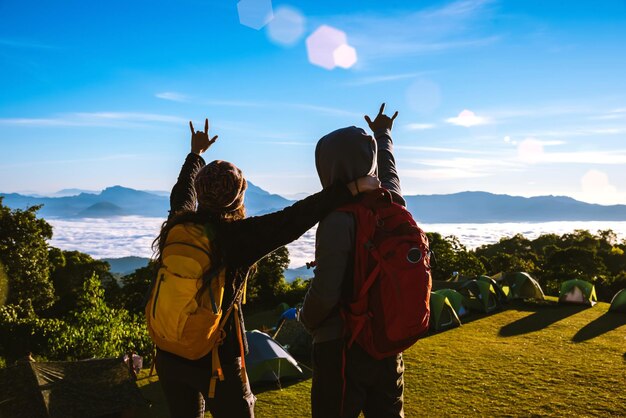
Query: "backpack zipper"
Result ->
[[152, 273, 165, 318]]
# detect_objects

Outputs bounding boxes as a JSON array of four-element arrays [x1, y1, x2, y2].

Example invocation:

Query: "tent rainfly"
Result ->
[[245, 330, 303, 385], [429, 292, 462, 331], [433, 289, 470, 318], [558, 279, 597, 306], [497, 272, 545, 300], [458, 280, 501, 313], [609, 289, 626, 313]]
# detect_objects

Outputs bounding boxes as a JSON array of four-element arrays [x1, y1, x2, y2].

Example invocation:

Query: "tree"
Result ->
[[543, 247, 608, 294], [51, 273, 152, 360], [48, 250, 118, 316], [247, 246, 290, 307], [427, 233, 484, 280], [117, 261, 159, 313], [0, 198, 55, 311], [0, 260, 8, 307]]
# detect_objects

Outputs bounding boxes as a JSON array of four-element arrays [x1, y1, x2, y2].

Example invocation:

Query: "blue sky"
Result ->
[[1, 0, 626, 204]]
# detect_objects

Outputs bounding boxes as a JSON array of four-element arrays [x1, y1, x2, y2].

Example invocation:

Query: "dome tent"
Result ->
[[474, 275, 508, 305], [496, 272, 545, 301], [434, 289, 469, 318], [558, 279, 597, 306], [429, 292, 462, 331], [432, 279, 502, 313], [609, 289, 626, 313], [458, 280, 502, 313], [245, 330, 303, 385]]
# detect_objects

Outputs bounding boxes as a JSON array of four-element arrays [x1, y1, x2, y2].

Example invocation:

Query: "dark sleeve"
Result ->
[[169, 153, 206, 217], [218, 183, 354, 268], [374, 128, 406, 207]]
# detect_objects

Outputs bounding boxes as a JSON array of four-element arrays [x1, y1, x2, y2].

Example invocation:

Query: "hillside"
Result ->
[[405, 191, 626, 223], [136, 300, 626, 417], [3, 186, 626, 222], [102, 256, 150, 275], [0, 182, 293, 219]]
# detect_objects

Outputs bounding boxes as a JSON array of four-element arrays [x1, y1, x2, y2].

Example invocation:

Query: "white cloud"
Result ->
[[404, 123, 436, 131], [321, 0, 499, 64], [395, 145, 494, 155], [446, 109, 490, 127], [400, 167, 488, 180], [536, 151, 626, 165], [47, 217, 626, 269], [155, 92, 190, 102], [400, 156, 522, 180], [590, 108, 626, 120], [0, 112, 186, 127], [48, 217, 164, 259], [347, 72, 426, 86]]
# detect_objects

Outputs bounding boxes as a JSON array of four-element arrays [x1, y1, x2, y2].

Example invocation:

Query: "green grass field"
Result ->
[[136, 298, 626, 417]]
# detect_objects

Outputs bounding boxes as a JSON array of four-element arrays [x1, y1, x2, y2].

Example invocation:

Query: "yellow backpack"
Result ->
[[145, 222, 247, 397]]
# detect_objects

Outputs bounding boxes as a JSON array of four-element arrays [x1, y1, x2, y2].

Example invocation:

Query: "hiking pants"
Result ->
[[156, 354, 256, 418], [311, 338, 404, 418]]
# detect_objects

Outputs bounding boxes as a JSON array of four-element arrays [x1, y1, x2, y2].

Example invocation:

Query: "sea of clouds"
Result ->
[[48, 217, 626, 269]]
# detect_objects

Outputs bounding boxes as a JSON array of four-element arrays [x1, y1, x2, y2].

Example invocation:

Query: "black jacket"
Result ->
[[158, 153, 356, 367]]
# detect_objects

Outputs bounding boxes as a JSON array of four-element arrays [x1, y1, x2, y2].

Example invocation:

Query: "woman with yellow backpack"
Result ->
[[147, 118, 379, 418]]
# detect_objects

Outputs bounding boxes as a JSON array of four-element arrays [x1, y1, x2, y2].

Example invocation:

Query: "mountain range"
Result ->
[[2, 185, 626, 222]]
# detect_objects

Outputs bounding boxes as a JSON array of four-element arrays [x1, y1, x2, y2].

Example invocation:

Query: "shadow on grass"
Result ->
[[251, 365, 312, 395], [499, 302, 588, 337], [572, 313, 626, 343]]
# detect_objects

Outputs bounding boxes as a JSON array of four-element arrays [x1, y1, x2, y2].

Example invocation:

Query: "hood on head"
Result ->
[[315, 126, 377, 189]]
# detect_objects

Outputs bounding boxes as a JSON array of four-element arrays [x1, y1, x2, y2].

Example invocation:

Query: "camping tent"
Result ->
[[433, 289, 469, 318], [273, 319, 313, 362], [0, 358, 145, 418], [475, 275, 509, 304], [245, 330, 303, 385], [429, 292, 462, 331], [496, 272, 545, 300], [609, 289, 626, 313], [458, 280, 501, 313], [558, 279, 597, 306]]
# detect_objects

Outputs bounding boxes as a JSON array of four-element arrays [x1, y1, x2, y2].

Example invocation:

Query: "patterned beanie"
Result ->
[[194, 160, 247, 213]]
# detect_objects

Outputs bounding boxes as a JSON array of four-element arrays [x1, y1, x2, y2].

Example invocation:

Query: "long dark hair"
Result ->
[[152, 206, 246, 262]]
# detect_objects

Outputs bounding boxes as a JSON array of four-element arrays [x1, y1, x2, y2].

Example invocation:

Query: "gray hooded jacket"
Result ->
[[300, 126, 405, 343]]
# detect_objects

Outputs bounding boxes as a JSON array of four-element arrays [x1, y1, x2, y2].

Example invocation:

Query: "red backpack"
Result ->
[[339, 188, 432, 359]]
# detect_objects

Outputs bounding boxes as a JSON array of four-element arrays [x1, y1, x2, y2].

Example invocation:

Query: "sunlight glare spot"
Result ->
[[517, 138, 544, 163], [333, 44, 357, 69], [581, 170, 616, 195], [237, 0, 274, 30], [306, 25, 348, 70], [267, 6, 306, 46]]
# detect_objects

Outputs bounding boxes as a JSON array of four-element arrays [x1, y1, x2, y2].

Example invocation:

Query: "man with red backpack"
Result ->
[[301, 104, 431, 418]]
